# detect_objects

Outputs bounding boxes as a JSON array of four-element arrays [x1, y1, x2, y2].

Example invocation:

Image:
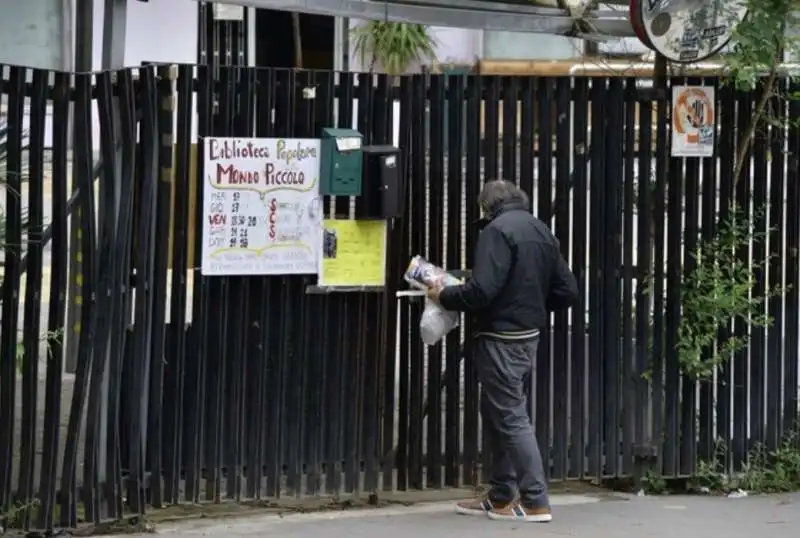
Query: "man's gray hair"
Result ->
[[478, 179, 530, 215]]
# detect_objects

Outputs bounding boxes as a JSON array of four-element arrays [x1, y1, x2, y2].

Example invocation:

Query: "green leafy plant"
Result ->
[[687, 440, 730, 493], [690, 434, 800, 494], [352, 21, 437, 75], [677, 205, 782, 380], [723, 1, 800, 181], [743, 438, 800, 492], [640, 470, 668, 494]]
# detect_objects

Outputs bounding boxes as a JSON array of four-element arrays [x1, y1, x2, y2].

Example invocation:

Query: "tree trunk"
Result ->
[[292, 12, 303, 68]]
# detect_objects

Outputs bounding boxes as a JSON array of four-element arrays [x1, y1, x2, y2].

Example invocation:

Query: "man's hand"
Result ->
[[427, 285, 443, 303]]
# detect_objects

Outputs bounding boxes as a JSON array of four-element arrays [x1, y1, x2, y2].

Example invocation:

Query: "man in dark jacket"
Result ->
[[428, 179, 578, 523]]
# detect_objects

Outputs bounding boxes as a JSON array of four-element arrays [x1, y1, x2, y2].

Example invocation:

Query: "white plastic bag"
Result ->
[[404, 255, 462, 346], [420, 298, 459, 346]]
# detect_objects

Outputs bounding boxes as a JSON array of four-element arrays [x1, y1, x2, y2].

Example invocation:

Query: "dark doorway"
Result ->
[[255, 9, 335, 69]]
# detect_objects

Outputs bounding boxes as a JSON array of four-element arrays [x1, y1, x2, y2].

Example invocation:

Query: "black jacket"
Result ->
[[438, 201, 578, 340]]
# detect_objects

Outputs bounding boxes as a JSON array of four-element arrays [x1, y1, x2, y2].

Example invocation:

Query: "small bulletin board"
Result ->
[[317, 219, 387, 288]]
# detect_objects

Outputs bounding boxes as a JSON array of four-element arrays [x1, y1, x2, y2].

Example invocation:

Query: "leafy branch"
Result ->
[[725, 1, 798, 184], [677, 206, 782, 380]]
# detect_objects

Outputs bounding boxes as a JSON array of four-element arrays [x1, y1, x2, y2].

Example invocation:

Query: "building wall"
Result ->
[[483, 32, 582, 60], [90, 0, 198, 69], [0, 0, 68, 70], [0, 0, 198, 71]]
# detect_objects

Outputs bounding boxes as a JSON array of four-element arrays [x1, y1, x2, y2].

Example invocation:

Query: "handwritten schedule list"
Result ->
[[201, 137, 322, 276]]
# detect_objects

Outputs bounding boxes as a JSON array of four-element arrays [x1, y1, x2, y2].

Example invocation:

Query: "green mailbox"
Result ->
[[320, 128, 364, 196]]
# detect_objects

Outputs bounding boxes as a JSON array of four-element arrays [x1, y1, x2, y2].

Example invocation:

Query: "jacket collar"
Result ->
[[489, 201, 527, 220], [475, 201, 527, 230]]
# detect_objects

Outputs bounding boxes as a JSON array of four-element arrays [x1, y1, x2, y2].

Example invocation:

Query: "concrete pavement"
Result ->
[[110, 492, 800, 538]]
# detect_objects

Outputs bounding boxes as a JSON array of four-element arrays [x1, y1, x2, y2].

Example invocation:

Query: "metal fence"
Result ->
[[0, 62, 799, 531]]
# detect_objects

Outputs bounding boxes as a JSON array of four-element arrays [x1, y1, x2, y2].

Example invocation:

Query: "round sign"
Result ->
[[629, 0, 747, 63], [629, 0, 655, 51]]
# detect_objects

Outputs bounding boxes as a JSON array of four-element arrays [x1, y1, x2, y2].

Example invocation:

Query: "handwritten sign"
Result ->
[[318, 220, 387, 287], [201, 137, 322, 276]]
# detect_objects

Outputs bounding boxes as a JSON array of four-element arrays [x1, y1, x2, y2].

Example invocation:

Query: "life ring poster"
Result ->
[[201, 137, 323, 276], [671, 86, 715, 158]]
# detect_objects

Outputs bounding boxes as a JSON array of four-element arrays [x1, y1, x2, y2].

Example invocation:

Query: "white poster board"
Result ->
[[201, 137, 322, 276], [671, 86, 715, 158]]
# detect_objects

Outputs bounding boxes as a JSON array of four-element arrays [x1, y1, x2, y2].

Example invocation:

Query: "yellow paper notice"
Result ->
[[319, 219, 387, 287]]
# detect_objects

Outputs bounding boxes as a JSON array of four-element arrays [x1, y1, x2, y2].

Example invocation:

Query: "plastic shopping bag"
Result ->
[[420, 298, 460, 346], [404, 255, 461, 345]]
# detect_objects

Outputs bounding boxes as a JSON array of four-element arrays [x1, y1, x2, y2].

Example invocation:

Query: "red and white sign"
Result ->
[[671, 85, 715, 157]]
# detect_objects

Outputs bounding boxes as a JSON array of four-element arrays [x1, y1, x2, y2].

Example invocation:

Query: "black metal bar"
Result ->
[[377, 70, 399, 493], [0, 65, 25, 517], [679, 77, 701, 475], [484, 76, 500, 180], [394, 75, 414, 490], [204, 65, 235, 502], [784, 79, 800, 439], [569, 76, 589, 479], [551, 76, 571, 480], [250, 70, 275, 496], [290, 70, 312, 497], [501, 76, 518, 183], [16, 67, 47, 528], [221, 71, 247, 503], [662, 81, 683, 477], [59, 71, 96, 527], [146, 65, 176, 508], [37, 70, 71, 531], [164, 63, 193, 504], [766, 79, 785, 449], [84, 68, 115, 524], [443, 73, 465, 487], [408, 73, 426, 489], [519, 77, 535, 199], [749, 80, 769, 449], [620, 77, 636, 477], [633, 84, 653, 470], [586, 77, 606, 479], [128, 66, 159, 514], [535, 77, 554, 480], [264, 266, 285, 498], [650, 78, 668, 475], [602, 77, 623, 478], [732, 87, 752, 469], [185, 63, 212, 503], [426, 73, 445, 488], [110, 69, 138, 519], [232, 66, 256, 501], [462, 74, 481, 486], [715, 81, 736, 470]]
